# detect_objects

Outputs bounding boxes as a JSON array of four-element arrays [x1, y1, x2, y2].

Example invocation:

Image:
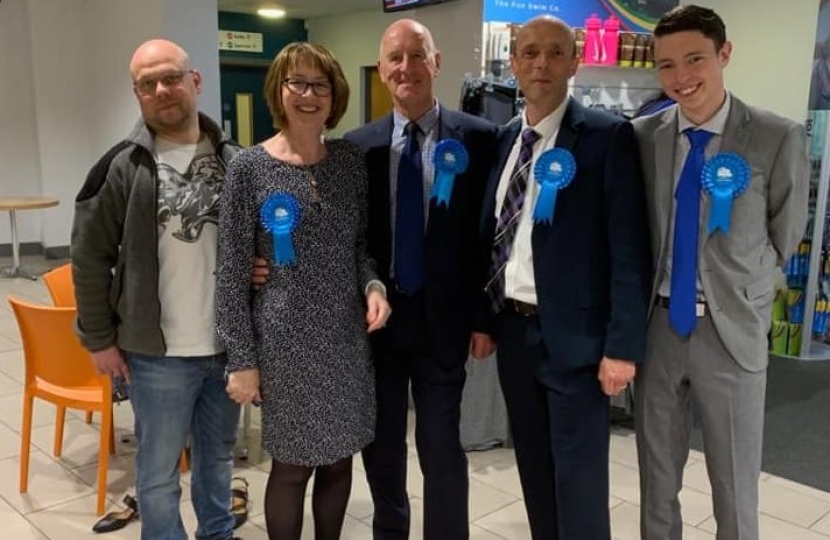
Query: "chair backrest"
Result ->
[[8, 296, 103, 390], [42, 263, 76, 308]]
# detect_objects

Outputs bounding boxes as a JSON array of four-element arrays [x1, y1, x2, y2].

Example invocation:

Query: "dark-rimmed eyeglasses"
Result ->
[[134, 69, 196, 96], [282, 78, 333, 97]]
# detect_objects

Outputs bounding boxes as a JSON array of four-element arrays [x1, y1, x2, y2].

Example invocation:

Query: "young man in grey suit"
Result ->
[[632, 6, 809, 540]]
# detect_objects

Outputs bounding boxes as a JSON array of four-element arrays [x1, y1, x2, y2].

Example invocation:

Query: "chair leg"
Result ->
[[85, 410, 93, 424], [109, 422, 115, 456], [54, 405, 66, 457], [96, 406, 112, 516], [108, 405, 116, 455], [20, 392, 34, 493]]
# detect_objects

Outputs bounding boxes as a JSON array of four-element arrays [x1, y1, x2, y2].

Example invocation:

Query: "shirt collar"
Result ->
[[521, 98, 569, 142], [393, 100, 440, 138], [677, 92, 731, 136]]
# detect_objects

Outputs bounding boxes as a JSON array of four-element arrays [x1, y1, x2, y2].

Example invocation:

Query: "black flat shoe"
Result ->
[[231, 476, 249, 530], [92, 494, 139, 533]]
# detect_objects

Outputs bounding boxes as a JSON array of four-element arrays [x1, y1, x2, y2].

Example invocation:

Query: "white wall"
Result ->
[[0, 0, 44, 244], [0, 0, 220, 251], [704, 0, 818, 123], [306, 0, 484, 134]]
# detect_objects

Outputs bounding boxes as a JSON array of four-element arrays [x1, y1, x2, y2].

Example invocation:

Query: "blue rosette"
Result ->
[[532, 148, 576, 224], [701, 152, 750, 234], [430, 139, 469, 207], [260, 193, 300, 266]]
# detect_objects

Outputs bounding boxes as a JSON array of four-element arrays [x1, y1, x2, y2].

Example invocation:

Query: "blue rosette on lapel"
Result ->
[[430, 139, 469, 207], [260, 193, 301, 266], [532, 148, 576, 225], [701, 152, 750, 234]]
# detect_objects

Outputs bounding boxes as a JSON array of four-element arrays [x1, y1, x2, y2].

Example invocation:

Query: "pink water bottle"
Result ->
[[603, 15, 620, 65], [583, 13, 602, 65]]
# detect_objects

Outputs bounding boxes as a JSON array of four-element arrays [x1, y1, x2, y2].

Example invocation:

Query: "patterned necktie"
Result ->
[[394, 121, 425, 294], [486, 127, 541, 311], [669, 128, 714, 337]]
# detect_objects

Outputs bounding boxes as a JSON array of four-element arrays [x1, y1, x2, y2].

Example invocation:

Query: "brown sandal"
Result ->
[[231, 476, 249, 529]]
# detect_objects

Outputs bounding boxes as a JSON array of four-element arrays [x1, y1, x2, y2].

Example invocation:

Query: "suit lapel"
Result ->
[[531, 99, 582, 253], [553, 98, 581, 154], [702, 97, 751, 242], [654, 111, 677, 261], [371, 116, 393, 252], [427, 107, 461, 244], [482, 119, 520, 236]]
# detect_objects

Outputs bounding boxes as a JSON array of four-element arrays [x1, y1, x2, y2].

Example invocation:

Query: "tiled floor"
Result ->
[[1, 259, 830, 539]]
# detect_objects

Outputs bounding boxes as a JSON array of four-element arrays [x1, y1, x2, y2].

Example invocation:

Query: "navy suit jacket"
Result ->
[[481, 98, 652, 376], [346, 106, 497, 366]]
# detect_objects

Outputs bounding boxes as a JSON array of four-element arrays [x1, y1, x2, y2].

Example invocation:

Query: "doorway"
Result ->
[[220, 62, 273, 146], [363, 66, 394, 124]]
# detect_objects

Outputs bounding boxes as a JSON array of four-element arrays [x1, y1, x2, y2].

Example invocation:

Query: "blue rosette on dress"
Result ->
[[532, 148, 576, 224], [260, 193, 300, 266], [701, 152, 750, 234], [430, 139, 469, 207]]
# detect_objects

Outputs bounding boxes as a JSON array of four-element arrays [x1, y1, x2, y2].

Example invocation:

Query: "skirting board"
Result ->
[[0, 242, 70, 260]]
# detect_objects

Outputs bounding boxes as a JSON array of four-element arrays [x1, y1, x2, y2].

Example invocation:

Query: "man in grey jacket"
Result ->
[[71, 39, 242, 540], [632, 6, 809, 540]]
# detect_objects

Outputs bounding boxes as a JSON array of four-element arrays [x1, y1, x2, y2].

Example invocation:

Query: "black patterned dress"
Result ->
[[216, 139, 377, 466]]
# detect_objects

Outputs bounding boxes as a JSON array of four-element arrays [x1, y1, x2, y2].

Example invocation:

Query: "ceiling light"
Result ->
[[257, 7, 286, 18]]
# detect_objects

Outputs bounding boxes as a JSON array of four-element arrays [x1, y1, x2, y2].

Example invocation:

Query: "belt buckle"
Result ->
[[510, 299, 536, 317]]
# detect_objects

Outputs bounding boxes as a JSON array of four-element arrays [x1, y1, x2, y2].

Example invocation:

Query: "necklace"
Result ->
[[307, 165, 321, 204]]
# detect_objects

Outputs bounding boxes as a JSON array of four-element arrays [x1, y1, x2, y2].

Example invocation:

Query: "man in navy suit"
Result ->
[[344, 19, 497, 540], [480, 16, 652, 539]]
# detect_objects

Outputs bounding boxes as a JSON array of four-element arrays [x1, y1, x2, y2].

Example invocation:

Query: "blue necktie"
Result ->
[[669, 129, 714, 337], [394, 122, 424, 294]]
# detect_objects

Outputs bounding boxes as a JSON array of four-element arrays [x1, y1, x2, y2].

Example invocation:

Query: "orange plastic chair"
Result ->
[[41, 263, 95, 424], [42, 263, 76, 308], [40, 265, 191, 473], [10, 296, 112, 515]]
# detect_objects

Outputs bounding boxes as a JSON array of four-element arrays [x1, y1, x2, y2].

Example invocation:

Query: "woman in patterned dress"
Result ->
[[215, 42, 391, 540]]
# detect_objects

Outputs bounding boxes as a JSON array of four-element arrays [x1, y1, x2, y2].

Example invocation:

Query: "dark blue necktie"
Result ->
[[669, 128, 714, 337], [394, 121, 424, 294]]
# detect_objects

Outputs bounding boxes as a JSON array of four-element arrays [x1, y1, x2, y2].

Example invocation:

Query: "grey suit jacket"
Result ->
[[633, 96, 809, 372]]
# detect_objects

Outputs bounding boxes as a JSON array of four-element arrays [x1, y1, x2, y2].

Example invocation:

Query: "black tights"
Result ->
[[264, 456, 353, 540]]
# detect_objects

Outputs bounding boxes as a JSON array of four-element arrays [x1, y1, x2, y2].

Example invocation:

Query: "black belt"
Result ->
[[504, 298, 538, 317], [655, 296, 708, 317]]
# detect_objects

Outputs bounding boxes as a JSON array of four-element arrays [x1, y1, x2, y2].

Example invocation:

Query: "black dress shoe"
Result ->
[[92, 494, 139, 533]]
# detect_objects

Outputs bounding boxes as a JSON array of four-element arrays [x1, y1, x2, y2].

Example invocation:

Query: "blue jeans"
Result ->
[[128, 353, 240, 540]]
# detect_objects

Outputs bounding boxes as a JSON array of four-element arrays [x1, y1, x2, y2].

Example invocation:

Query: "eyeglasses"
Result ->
[[282, 78, 333, 97], [134, 69, 195, 96]]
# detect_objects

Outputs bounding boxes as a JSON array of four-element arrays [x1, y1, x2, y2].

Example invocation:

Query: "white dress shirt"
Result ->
[[494, 100, 568, 305]]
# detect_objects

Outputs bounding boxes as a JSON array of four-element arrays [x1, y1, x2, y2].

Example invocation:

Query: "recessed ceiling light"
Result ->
[[257, 7, 286, 18]]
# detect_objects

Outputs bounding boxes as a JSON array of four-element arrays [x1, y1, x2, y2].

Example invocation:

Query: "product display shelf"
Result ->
[[772, 111, 830, 361]]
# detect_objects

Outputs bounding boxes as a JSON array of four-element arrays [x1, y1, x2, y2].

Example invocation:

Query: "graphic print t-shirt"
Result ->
[[155, 136, 223, 356]]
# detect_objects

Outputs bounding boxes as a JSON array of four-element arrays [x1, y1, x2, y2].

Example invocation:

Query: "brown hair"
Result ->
[[263, 42, 350, 130]]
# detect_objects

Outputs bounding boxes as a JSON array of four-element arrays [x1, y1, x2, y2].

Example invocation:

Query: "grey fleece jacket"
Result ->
[[71, 113, 240, 356]]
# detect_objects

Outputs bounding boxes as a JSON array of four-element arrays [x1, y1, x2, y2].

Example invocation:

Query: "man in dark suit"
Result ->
[[633, 6, 809, 540], [344, 18, 497, 540], [480, 16, 652, 540]]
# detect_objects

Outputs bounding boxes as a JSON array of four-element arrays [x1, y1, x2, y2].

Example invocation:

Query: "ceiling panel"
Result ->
[[217, 0, 379, 20]]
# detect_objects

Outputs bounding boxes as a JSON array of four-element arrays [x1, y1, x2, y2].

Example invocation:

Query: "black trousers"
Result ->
[[363, 290, 469, 540], [496, 310, 611, 540]]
